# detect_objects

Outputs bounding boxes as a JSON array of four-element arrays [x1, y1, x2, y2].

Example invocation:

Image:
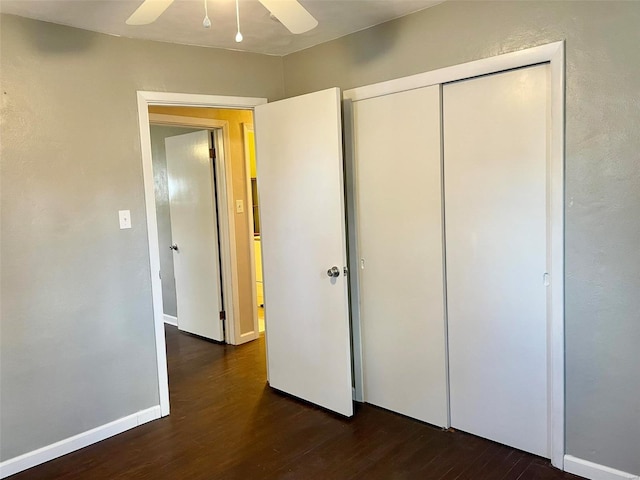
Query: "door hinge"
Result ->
[[219, 310, 226, 321], [210, 148, 216, 159]]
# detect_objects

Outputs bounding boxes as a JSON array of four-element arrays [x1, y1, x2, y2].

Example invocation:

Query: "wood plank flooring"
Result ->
[[12, 325, 583, 479]]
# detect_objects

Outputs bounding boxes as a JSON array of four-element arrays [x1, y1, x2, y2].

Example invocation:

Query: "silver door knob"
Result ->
[[169, 244, 178, 251], [327, 266, 340, 278]]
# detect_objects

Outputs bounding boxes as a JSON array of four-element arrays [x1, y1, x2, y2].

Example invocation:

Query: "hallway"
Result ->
[[13, 326, 582, 479]]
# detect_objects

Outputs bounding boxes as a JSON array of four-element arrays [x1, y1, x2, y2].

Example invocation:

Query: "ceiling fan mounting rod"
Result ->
[[235, 0, 243, 42]]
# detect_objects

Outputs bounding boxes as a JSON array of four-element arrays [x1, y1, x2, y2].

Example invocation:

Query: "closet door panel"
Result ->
[[444, 65, 550, 457], [354, 85, 448, 427]]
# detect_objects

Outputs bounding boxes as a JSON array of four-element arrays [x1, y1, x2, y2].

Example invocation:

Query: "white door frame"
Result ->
[[136, 92, 267, 417], [242, 123, 260, 336], [343, 41, 565, 469]]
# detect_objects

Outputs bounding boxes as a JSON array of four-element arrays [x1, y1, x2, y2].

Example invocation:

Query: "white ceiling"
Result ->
[[0, 0, 442, 56]]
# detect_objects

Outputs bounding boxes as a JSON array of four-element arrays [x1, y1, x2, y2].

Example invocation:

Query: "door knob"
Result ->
[[169, 244, 178, 251], [327, 266, 340, 278]]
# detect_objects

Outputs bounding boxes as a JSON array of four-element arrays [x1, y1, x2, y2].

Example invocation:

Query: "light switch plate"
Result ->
[[236, 200, 244, 214], [119, 210, 132, 229]]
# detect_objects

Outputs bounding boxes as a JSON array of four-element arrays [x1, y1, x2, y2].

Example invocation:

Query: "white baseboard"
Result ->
[[0, 405, 162, 479], [163, 314, 178, 326], [236, 330, 258, 345], [564, 455, 639, 480]]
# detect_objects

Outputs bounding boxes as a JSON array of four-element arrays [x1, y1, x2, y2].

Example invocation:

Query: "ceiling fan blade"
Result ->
[[258, 0, 318, 34], [126, 0, 174, 26]]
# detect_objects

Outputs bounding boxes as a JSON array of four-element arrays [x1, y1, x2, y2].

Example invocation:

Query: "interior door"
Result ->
[[443, 65, 550, 457], [166, 130, 224, 342], [255, 87, 353, 417], [353, 85, 448, 427]]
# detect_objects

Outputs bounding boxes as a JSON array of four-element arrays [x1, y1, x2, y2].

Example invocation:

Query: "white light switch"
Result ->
[[236, 200, 244, 214], [119, 210, 132, 229]]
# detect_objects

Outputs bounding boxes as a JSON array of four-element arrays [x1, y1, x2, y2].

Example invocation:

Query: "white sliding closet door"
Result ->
[[443, 65, 550, 457], [354, 85, 448, 427]]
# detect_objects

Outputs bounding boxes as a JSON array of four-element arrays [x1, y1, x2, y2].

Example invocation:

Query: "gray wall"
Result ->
[[150, 125, 199, 318], [283, 1, 640, 475], [0, 14, 283, 461], [2, 3, 639, 474]]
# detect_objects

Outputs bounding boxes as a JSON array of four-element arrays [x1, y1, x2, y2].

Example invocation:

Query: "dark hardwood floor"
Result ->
[[13, 325, 583, 479]]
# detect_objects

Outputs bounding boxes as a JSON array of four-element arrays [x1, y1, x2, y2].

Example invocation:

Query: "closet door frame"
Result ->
[[343, 41, 565, 470]]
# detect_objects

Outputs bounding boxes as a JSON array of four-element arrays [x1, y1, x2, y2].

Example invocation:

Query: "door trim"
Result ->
[[136, 92, 267, 417], [344, 41, 565, 469], [241, 123, 261, 340]]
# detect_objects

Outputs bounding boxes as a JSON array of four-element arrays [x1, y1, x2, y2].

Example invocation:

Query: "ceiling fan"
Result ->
[[126, 0, 319, 35]]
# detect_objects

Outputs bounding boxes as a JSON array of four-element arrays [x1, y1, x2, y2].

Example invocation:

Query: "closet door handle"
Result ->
[[169, 244, 179, 251]]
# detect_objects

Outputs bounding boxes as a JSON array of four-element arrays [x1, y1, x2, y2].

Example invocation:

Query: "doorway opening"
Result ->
[[137, 92, 267, 416], [148, 106, 262, 346]]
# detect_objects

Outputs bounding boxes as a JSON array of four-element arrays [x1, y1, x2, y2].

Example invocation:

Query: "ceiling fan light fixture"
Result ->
[[124, 0, 319, 41], [234, 0, 243, 42], [202, 0, 211, 28]]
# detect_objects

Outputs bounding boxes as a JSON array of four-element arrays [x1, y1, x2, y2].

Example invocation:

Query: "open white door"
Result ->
[[166, 130, 224, 342], [255, 88, 353, 417]]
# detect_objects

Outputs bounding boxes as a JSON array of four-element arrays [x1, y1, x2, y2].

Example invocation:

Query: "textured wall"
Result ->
[[2, 3, 639, 473], [0, 14, 283, 461], [150, 125, 199, 318], [283, 1, 640, 474]]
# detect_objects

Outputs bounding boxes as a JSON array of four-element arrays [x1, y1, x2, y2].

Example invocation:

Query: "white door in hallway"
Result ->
[[443, 65, 550, 457], [255, 88, 353, 417], [166, 130, 224, 342]]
